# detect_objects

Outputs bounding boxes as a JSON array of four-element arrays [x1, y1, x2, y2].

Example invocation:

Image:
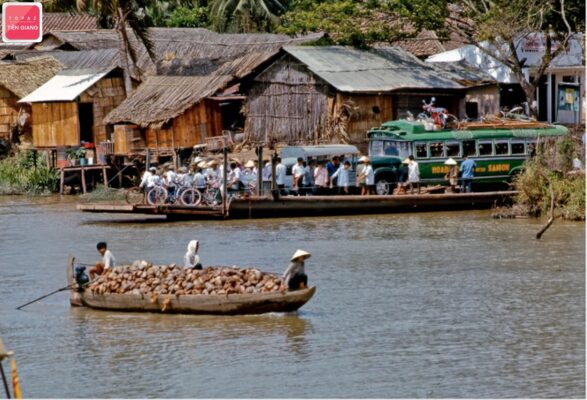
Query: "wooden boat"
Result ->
[[67, 256, 316, 315]]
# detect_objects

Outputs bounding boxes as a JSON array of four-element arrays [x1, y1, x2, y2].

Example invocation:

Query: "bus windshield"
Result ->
[[370, 139, 411, 159]]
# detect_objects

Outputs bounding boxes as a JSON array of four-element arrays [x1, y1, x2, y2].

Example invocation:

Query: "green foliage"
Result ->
[[0, 151, 59, 195], [209, 0, 287, 32], [165, 5, 209, 27], [279, 0, 446, 47], [513, 138, 585, 221]]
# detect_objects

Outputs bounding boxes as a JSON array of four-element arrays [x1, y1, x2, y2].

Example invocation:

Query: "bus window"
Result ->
[[383, 142, 400, 156], [445, 142, 460, 157], [463, 140, 476, 156], [511, 141, 525, 155], [370, 140, 384, 156], [429, 142, 444, 158], [415, 142, 428, 158], [495, 141, 509, 155], [478, 140, 493, 156], [527, 141, 536, 157]]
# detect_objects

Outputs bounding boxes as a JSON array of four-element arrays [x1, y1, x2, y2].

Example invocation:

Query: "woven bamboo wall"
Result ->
[[80, 77, 126, 144], [0, 87, 18, 140], [32, 102, 79, 147], [144, 100, 222, 150], [245, 56, 331, 146]]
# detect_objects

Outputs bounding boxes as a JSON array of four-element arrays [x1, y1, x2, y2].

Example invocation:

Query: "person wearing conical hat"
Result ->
[[444, 158, 459, 193], [283, 249, 311, 291], [184, 240, 202, 270], [357, 156, 374, 195]]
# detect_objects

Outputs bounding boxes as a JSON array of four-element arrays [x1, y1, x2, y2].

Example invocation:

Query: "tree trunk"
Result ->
[[116, 8, 133, 96]]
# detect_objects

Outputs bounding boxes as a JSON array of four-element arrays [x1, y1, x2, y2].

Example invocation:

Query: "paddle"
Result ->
[[15, 284, 78, 311]]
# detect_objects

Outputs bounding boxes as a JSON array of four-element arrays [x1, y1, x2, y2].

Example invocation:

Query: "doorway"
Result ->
[[78, 103, 94, 143]]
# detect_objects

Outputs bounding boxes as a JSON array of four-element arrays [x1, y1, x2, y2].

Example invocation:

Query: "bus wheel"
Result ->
[[375, 179, 391, 195]]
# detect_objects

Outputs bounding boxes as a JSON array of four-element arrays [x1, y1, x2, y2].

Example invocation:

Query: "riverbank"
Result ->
[[493, 131, 585, 221], [0, 151, 58, 195]]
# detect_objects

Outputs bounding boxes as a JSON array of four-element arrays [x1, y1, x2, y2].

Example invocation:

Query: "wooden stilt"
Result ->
[[102, 166, 108, 188], [81, 167, 87, 194], [60, 169, 65, 194]]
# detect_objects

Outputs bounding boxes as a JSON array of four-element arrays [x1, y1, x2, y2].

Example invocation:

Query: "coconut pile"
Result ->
[[88, 262, 286, 296]]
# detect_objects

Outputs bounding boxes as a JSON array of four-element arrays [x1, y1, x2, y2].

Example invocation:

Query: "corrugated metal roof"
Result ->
[[426, 60, 497, 87], [283, 46, 463, 92], [18, 68, 112, 103]]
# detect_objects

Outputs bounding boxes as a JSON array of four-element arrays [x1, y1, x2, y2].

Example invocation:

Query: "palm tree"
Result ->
[[210, 0, 288, 32], [51, 0, 156, 95]]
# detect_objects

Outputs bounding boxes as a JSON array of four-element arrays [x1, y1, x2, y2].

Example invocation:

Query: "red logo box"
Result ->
[[2, 2, 43, 43]]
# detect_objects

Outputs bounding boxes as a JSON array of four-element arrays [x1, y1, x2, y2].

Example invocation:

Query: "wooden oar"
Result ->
[[15, 284, 77, 311]]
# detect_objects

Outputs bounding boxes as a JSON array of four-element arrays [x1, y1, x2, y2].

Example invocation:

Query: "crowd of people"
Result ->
[[136, 152, 477, 201]]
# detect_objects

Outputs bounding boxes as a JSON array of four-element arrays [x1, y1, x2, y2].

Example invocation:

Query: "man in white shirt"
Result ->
[[275, 157, 287, 192], [407, 155, 420, 194], [139, 166, 156, 189], [291, 157, 305, 191], [89, 241, 116, 279], [330, 160, 352, 194]]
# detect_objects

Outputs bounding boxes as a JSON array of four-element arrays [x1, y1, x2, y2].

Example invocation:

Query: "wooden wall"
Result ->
[[333, 93, 393, 150], [80, 77, 126, 144], [0, 87, 19, 141], [31, 76, 126, 148], [464, 85, 500, 118], [144, 100, 223, 151], [32, 102, 79, 147]]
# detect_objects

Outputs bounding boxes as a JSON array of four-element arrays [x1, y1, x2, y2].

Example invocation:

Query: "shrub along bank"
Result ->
[[512, 133, 585, 221], [0, 150, 59, 195]]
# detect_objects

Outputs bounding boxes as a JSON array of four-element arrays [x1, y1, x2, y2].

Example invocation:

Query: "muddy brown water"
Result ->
[[0, 196, 584, 398]]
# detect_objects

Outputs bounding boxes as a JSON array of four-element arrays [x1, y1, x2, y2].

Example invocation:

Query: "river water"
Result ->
[[0, 196, 584, 398]]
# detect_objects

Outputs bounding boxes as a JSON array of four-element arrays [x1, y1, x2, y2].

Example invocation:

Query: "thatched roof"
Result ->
[[35, 28, 323, 75], [103, 29, 322, 127], [0, 56, 63, 98], [104, 75, 232, 128], [0, 12, 97, 36]]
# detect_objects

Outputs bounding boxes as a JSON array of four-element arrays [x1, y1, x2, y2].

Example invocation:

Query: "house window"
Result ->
[[562, 75, 576, 83]]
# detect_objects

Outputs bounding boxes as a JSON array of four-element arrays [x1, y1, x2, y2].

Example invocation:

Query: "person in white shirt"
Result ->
[[165, 165, 178, 199], [139, 167, 156, 189], [283, 249, 311, 290], [262, 160, 272, 194], [228, 162, 243, 192], [89, 241, 116, 279], [358, 156, 374, 195], [291, 157, 305, 191], [407, 155, 420, 194], [313, 160, 328, 194], [184, 240, 202, 270], [193, 168, 207, 191], [275, 157, 287, 191], [330, 160, 352, 194]]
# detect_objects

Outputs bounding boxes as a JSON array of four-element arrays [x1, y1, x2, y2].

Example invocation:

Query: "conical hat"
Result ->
[[291, 249, 311, 261], [402, 157, 411, 164], [358, 156, 369, 163], [444, 158, 457, 166], [244, 160, 255, 168]]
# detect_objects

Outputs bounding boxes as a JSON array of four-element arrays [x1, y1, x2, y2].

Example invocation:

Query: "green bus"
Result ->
[[367, 119, 569, 194]]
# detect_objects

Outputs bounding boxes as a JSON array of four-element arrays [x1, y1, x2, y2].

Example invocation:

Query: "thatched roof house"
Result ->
[[102, 29, 323, 156], [0, 56, 63, 141], [245, 46, 470, 149]]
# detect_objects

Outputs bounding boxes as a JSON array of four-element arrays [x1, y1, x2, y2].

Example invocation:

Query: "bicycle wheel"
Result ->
[[125, 186, 144, 205], [147, 186, 168, 205], [180, 188, 202, 206]]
